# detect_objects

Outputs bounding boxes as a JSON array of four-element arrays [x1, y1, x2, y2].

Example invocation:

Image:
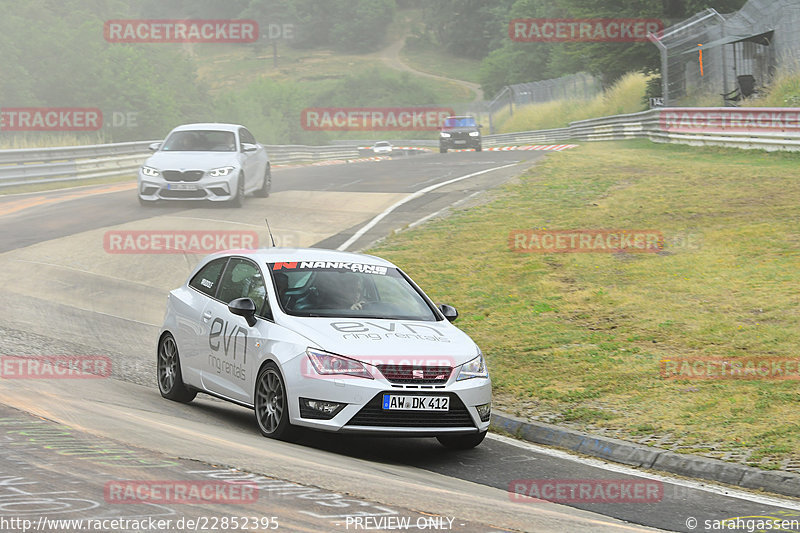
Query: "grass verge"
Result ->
[[367, 140, 800, 469]]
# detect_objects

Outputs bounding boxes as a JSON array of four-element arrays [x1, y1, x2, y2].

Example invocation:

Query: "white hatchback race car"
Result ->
[[157, 248, 492, 449]]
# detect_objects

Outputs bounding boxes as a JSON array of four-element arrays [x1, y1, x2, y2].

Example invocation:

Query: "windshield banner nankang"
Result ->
[[271, 261, 389, 275]]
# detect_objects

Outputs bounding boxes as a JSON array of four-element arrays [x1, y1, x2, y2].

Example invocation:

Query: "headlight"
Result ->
[[440, 132, 451, 138], [208, 166, 235, 177], [457, 352, 488, 381], [468, 131, 480, 137], [306, 348, 373, 379], [141, 166, 160, 177]]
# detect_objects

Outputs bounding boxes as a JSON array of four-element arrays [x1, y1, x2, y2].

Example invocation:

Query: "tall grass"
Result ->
[[673, 91, 724, 107], [496, 72, 650, 133], [747, 64, 800, 107]]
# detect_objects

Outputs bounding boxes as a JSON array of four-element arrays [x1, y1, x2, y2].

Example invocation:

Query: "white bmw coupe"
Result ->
[[138, 123, 270, 207]]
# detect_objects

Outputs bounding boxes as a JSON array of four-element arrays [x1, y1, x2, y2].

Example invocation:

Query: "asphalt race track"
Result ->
[[1, 151, 799, 533]]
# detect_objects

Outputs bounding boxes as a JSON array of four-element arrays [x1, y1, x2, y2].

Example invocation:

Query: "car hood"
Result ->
[[442, 127, 479, 133], [278, 316, 479, 366], [145, 151, 239, 170]]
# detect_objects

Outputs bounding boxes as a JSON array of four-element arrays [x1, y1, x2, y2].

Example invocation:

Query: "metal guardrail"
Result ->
[[484, 107, 800, 152], [3, 108, 798, 188], [0, 142, 361, 189], [0, 141, 154, 165], [484, 127, 573, 146], [267, 144, 359, 163], [331, 139, 438, 147]]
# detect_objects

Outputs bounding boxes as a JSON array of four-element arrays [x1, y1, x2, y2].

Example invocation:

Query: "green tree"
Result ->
[[477, 0, 749, 95], [248, 0, 396, 53], [0, 0, 213, 141], [420, 0, 514, 60], [213, 78, 319, 144]]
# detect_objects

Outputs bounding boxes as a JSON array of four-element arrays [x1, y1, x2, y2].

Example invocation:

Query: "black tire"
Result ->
[[228, 173, 245, 208], [439, 147, 447, 153], [157, 333, 196, 403], [475, 145, 482, 152], [436, 431, 487, 450], [254, 164, 271, 198], [254, 362, 294, 439]]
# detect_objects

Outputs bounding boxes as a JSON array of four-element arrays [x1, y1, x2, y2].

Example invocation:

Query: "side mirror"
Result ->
[[241, 143, 258, 153], [229, 297, 257, 327], [438, 304, 458, 322], [148, 142, 162, 151]]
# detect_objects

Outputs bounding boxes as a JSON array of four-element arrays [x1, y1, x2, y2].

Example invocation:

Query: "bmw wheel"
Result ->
[[157, 333, 196, 403], [255, 362, 294, 439], [255, 164, 271, 198]]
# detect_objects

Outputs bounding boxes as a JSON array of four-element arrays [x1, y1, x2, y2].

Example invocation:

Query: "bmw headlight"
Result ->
[[141, 166, 160, 177], [440, 132, 451, 138], [208, 166, 235, 177], [457, 352, 488, 381], [468, 131, 480, 137], [306, 348, 373, 379]]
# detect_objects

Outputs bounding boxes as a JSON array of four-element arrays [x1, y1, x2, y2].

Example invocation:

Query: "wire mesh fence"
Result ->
[[477, 72, 601, 133], [650, 0, 800, 106], [649, 9, 728, 106], [486, 73, 600, 115], [508, 73, 601, 106]]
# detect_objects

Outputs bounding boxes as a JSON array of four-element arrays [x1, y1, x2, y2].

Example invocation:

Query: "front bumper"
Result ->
[[440, 135, 481, 150], [138, 169, 237, 202], [285, 357, 492, 436]]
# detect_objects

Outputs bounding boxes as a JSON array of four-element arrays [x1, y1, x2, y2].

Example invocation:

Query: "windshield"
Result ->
[[269, 262, 438, 321], [161, 130, 236, 152], [443, 117, 477, 128]]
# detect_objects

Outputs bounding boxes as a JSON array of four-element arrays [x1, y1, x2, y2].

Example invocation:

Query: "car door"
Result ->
[[238, 127, 265, 192], [200, 257, 272, 403], [179, 257, 229, 388]]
